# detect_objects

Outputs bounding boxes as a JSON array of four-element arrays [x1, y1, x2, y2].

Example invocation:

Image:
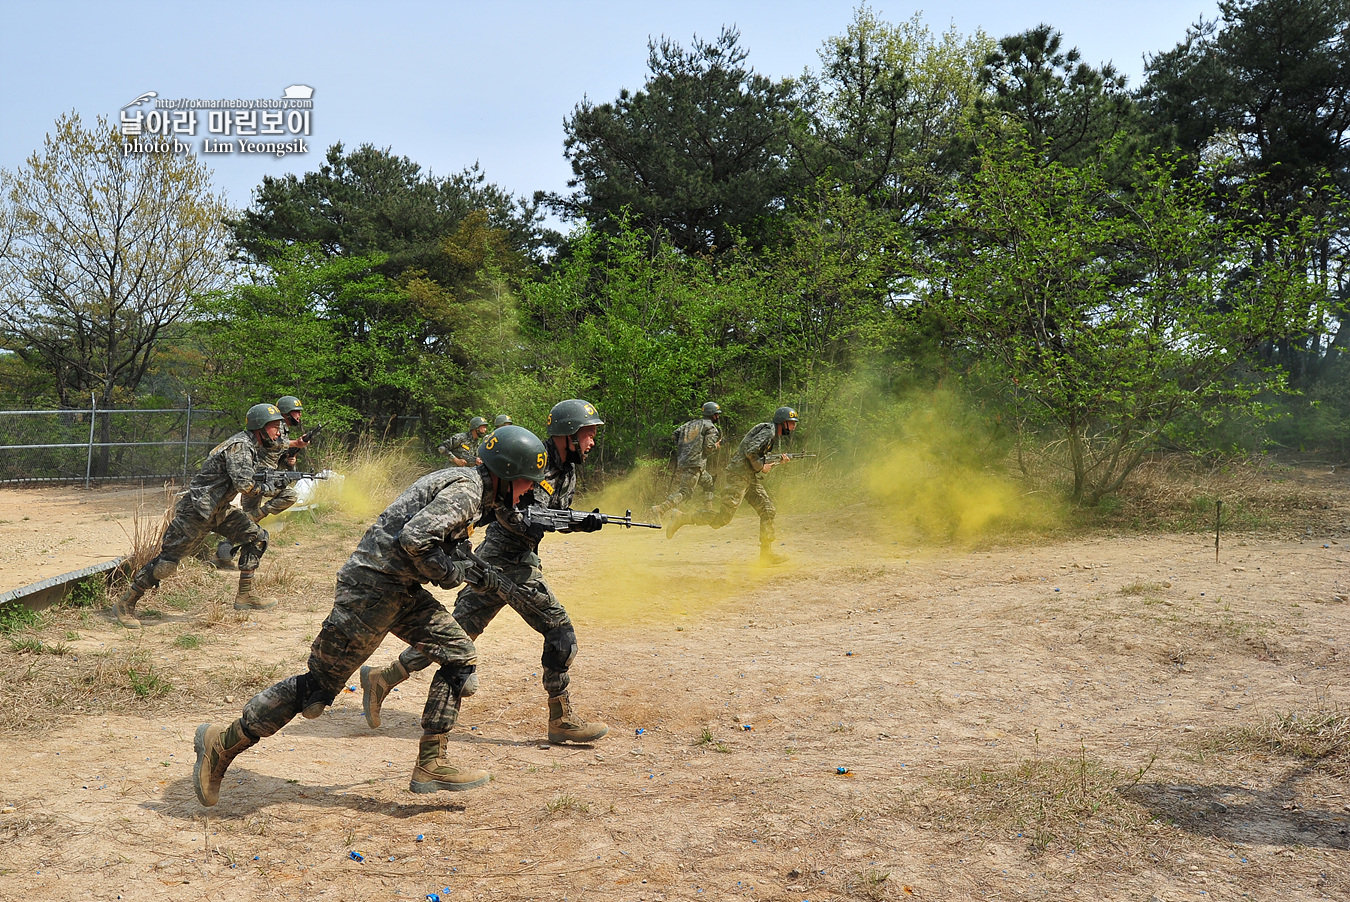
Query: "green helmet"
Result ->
[[493, 414, 513, 428], [246, 403, 285, 431], [702, 401, 722, 418], [772, 406, 799, 426], [547, 399, 604, 437], [468, 416, 490, 431], [277, 395, 303, 416], [478, 425, 548, 482]]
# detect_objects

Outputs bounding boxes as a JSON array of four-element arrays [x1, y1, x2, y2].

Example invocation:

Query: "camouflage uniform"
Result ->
[[126, 430, 272, 596], [654, 416, 721, 517], [391, 439, 579, 696], [437, 431, 477, 465], [684, 421, 780, 546], [240, 418, 300, 521], [234, 466, 494, 741]]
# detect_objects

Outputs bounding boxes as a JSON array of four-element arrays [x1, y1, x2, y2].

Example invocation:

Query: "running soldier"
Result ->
[[191, 425, 549, 806], [360, 399, 609, 745], [651, 401, 723, 520], [437, 417, 489, 466], [665, 406, 799, 565], [478, 414, 513, 457], [239, 395, 311, 522], [113, 404, 286, 628]]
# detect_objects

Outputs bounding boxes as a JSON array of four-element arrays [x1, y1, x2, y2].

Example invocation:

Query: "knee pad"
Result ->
[[150, 557, 179, 582], [542, 624, 577, 672], [296, 671, 338, 720], [239, 528, 269, 572], [441, 664, 476, 700]]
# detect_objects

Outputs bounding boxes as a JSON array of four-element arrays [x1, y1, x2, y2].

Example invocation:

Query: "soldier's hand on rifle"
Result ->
[[288, 437, 310, 450], [450, 456, 467, 467], [574, 509, 604, 533], [434, 561, 472, 591], [474, 566, 502, 594]]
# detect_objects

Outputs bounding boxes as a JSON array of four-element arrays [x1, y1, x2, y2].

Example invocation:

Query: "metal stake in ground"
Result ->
[[1215, 499, 1222, 563]]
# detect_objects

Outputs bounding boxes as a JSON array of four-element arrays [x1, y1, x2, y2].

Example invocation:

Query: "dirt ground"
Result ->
[[2, 470, 1350, 901]]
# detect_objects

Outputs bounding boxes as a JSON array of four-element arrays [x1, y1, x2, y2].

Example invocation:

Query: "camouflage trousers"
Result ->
[[240, 573, 478, 739], [654, 466, 715, 516], [690, 469, 776, 546], [396, 530, 576, 697], [241, 483, 299, 521], [131, 496, 264, 592]]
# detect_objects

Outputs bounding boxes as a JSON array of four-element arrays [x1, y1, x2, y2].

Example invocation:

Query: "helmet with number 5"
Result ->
[[546, 399, 604, 436], [478, 425, 548, 482]]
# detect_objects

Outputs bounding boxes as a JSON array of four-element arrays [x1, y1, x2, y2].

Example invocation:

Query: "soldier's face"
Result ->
[[784, 420, 797, 434], [475, 425, 489, 438], [574, 425, 598, 456], [263, 422, 282, 440], [510, 477, 535, 505], [286, 411, 302, 426]]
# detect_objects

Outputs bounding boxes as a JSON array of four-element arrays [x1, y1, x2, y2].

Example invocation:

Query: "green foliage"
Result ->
[[552, 27, 796, 255], [0, 603, 40, 635], [932, 147, 1326, 502]]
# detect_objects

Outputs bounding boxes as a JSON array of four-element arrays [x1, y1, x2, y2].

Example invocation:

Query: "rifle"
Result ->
[[522, 507, 661, 531], [253, 468, 331, 493], [779, 452, 817, 461], [282, 423, 322, 461], [451, 542, 553, 610]]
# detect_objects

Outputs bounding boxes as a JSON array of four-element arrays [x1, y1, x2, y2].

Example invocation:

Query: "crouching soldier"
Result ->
[[191, 426, 548, 806], [113, 403, 286, 628]]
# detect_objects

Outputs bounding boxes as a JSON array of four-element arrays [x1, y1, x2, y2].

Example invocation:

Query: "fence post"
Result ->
[[182, 393, 193, 481], [84, 392, 96, 490]]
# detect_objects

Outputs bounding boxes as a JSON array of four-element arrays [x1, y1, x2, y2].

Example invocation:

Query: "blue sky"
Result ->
[[0, 1, 1218, 214]]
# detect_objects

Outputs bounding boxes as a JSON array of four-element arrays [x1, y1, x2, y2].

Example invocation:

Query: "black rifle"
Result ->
[[522, 506, 661, 531], [282, 423, 322, 461], [451, 542, 553, 610], [778, 452, 817, 461], [253, 468, 331, 493]]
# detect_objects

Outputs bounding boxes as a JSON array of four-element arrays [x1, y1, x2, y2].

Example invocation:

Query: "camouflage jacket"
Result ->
[[187, 430, 269, 519], [253, 420, 294, 471], [340, 465, 499, 588], [674, 417, 721, 470], [437, 430, 477, 464], [485, 437, 578, 560], [727, 422, 780, 477]]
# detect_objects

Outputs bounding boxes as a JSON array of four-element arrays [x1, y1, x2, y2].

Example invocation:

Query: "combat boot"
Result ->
[[760, 544, 789, 565], [547, 692, 609, 744], [233, 570, 278, 612], [359, 658, 410, 729], [113, 586, 143, 629], [409, 733, 490, 792], [665, 509, 690, 539], [192, 720, 257, 806]]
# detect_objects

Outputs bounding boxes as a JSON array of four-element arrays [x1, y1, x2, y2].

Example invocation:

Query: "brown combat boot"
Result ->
[[113, 586, 143, 629], [409, 733, 490, 793], [547, 692, 609, 744], [193, 720, 257, 806], [233, 570, 278, 612], [665, 509, 690, 539], [760, 544, 789, 565], [359, 658, 410, 729]]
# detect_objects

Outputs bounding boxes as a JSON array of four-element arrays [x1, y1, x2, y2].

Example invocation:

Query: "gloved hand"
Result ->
[[574, 508, 604, 533], [413, 549, 454, 585], [474, 565, 502, 595], [434, 560, 470, 590]]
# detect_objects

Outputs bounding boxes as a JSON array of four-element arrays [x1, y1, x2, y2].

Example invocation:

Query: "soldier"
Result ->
[[437, 417, 489, 466], [666, 406, 799, 565], [360, 399, 609, 745], [479, 414, 513, 458], [240, 395, 311, 522], [652, 401, 723, 521], [191, 426, 549, 806], [113, 404, 285, 628]]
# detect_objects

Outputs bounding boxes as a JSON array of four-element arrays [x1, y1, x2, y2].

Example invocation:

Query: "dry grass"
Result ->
[[1089, 454, 1343, 533], [113, 483, 177, 585], [1204, 710, 1350, 765], [911, 749, 1161, 859]]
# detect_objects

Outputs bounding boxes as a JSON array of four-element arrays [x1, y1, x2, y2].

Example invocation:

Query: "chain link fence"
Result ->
[[0, 395, 237, 486]]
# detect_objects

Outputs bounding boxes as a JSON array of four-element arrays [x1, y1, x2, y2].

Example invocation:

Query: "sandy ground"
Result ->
[[1, 473, 1350, 901]]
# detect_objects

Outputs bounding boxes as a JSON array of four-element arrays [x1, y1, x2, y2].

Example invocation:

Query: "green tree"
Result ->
[[549, 27, 797, 255], [932, 146, 1325, 503], [794, 8, 992, 225], [0, 112, 230, 473]]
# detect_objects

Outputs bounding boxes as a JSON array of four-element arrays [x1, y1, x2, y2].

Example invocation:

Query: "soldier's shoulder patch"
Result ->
[[538, 479, 555, 496]]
